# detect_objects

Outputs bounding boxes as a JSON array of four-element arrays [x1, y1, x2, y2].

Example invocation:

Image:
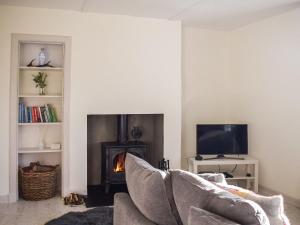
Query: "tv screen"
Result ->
[[196, 124, 248, 155]]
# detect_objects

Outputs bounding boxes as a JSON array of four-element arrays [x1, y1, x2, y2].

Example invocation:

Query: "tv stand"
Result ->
[[204, 155, 245, 160], [188, 156, 259, 192]]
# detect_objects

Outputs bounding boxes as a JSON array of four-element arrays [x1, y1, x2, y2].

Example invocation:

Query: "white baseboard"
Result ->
[[259, 185, 300, 208], [0, 194, 9, 203]]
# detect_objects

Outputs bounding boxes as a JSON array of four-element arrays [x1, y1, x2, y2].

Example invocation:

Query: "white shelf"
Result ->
[[19, 66, 63, 71], [189, 156, 258, 165], [18, 122, 62, 126], [18, 147, 62, 154], [188, 156, 259, 192], [19, 95, 63, 98], [10, 34, 71, 201]]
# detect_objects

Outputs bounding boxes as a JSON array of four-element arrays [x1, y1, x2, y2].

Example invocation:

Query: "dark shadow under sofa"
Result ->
[[114, 154, 289, 225]]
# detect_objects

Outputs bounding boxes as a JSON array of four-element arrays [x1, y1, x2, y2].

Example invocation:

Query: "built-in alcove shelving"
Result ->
[[9, 34, 71, 202]]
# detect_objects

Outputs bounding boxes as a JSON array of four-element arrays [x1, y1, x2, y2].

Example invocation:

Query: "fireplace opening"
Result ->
[[113, 152, 126, 173]]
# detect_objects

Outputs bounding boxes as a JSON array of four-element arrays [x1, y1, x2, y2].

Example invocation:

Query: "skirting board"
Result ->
[[0, 194, 9, 203], [259, 185, 300, 208]]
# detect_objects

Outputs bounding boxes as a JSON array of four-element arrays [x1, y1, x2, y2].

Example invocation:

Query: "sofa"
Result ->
[[114, 154, 290, 225]]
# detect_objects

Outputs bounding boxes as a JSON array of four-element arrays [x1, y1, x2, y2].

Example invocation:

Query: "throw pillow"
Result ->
[[171, 170, 270, 225], [125, 153, 181, 225], [198, 173, 227, 185], [215, 183, 290, 225]]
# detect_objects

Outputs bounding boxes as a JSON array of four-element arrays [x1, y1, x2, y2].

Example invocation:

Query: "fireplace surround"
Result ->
[[87, 113, 163, 196]]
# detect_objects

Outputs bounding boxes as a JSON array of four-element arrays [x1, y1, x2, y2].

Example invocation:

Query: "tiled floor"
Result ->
[[0, 197, 299, 225], [0, 197, 86, 225]]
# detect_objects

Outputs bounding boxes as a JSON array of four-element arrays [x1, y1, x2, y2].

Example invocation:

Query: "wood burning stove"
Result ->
[[101, 115, 147, 193]]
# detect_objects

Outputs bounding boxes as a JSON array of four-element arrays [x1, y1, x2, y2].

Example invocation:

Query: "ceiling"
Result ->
[[1, 0, 300, 30]]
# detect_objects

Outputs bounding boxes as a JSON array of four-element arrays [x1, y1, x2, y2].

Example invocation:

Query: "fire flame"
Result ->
[[114, 153, 126, 173]]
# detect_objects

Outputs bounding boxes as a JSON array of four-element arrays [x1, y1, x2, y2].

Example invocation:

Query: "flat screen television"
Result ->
[[196, 124, 248, 156]]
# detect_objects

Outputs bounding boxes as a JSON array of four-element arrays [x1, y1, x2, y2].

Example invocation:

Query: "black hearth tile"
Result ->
[[85, 184, 128, 208]]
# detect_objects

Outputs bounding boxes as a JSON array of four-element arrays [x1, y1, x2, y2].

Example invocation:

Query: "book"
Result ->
[[22, 103, 26, 123], [27, 107, 31, 123], [49, 106, 57, 122], [45, 104, 53, 122], [32, 107, 36, 123], [36, 107, 41, 123], [43, 106, 50, 122], [20, 102, 23, 123], [24, 106, 28, 123], [33, 107, 37, 123], [28, 107, 31, 123], [18, 103, 22, 123], [19, 102, 26, 123], [38, 107, 43, 123], [41, 106, 46, 122]]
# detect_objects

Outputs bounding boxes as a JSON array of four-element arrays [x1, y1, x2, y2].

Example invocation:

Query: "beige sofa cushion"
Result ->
[[125, 153, 181, 225]]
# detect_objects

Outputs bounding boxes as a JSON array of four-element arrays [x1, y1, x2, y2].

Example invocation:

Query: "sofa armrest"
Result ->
[[114, 192, 157, 225], [188, 207, 240, 225], [197, 173, 227, 185]]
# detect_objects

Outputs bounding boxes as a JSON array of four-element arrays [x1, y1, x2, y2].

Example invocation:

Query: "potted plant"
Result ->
[[33, 72, 47, 95]]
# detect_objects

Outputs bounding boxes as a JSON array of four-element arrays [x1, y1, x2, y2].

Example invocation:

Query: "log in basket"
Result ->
[[20, 162, 57, 201]]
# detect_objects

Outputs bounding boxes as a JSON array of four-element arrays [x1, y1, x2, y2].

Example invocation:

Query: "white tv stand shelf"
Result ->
[[188, 156, 259, 192]]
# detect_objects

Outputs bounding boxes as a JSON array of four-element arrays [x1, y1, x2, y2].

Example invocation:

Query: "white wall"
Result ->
[[181, 27, 231, 167], [182, 9, 300, 201], [230, 8, 300, 200], [0, 6, 181, 196]]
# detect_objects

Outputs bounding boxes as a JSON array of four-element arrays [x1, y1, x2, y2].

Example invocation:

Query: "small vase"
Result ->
[[39, 48, 46, 66], [39, 87, 46, 95]]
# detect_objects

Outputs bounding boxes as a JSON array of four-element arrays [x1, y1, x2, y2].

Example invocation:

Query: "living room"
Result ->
[[0, 0, 299, 225]]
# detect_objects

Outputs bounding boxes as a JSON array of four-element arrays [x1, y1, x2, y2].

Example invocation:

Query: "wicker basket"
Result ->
[[20, 162, 57, 201]]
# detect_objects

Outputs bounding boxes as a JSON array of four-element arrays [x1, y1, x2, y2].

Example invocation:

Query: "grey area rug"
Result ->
[[45, 207, 113, 225]]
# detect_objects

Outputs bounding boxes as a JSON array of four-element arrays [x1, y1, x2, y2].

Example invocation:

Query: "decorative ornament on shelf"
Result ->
[[50, 143, 61, 150], [26, 59, 54, 67], [32, 72, 47, 95], [38, 48, 46, 66], [26, 48, 54, 67]]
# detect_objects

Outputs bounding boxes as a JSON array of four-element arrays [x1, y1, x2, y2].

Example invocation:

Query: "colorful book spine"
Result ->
[[41, 106, 46, 122], [50, 107, 57, 122], [18, 103, 22, 123], [45, 104, 52, 122], [24, 106, 28, 123], [43, 106, 49, 122], [36, 107, 41, 123], [19, 102, 26, 123], [38, 107, 43, 123], [18, 103, 58, 123], [27, 107, 30, 123], [32, 107, 36, 123]]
